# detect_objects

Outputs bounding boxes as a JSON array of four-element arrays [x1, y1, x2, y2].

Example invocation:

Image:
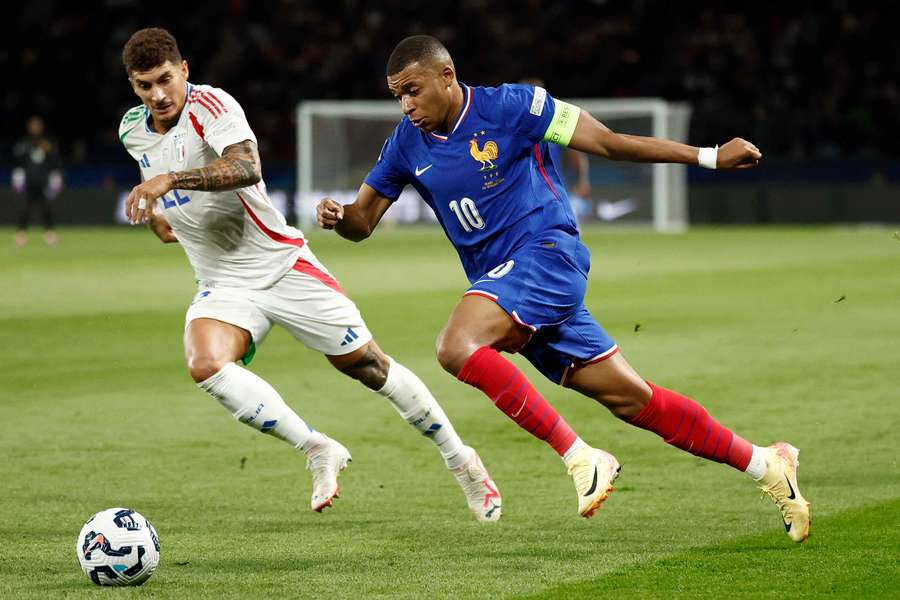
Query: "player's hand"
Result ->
[[125, 174, 174, 225], [717, 138, 762, 169], [316, 197, 344, 229], [149, 210, 178, 244]]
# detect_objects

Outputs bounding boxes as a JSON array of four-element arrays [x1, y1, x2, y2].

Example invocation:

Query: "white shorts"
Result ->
[[185, 248, 372, 362]]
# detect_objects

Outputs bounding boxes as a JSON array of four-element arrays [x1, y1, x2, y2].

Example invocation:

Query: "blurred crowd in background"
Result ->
[[4, 0, 896, 167]]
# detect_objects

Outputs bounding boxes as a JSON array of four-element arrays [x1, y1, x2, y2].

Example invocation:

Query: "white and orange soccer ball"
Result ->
[[75, 508, 160, 586]]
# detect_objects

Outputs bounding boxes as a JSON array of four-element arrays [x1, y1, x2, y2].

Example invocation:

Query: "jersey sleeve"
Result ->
[[363, 126, 409, 201], [118, 105, 146, 160], [187, 87, 257, 156], [500, 84, 580, 147]]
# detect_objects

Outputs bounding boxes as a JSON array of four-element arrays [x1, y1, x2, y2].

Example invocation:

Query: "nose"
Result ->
[[151, 87, 166, 103], [401, 96, 414, 116]]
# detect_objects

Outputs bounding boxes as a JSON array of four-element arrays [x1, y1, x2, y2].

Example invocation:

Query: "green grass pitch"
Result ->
[[1, 225, 898, 598]]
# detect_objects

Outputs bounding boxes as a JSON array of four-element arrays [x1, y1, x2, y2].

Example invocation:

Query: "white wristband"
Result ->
[[698, 145, 718, 169]]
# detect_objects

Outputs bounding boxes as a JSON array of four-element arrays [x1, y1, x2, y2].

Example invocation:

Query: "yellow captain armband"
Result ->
[[542, 100, 581, 147]]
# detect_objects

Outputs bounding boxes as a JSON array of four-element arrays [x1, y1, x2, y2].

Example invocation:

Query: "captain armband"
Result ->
[[542, 100, 581, 147]]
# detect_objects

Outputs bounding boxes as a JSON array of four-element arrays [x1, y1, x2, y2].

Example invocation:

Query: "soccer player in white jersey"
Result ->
[[118, 28, 502, 522]]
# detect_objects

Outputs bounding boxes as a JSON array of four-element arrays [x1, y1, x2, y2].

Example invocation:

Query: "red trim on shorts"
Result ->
[[561, 346, 620, 387], [188, 111, 205, 139], [533, 144, 560, 200], [463, 290, 498, 301], [236, 192, 306, 248], [292, 258, 345, 295], [583, 346, 620, 365], [511, 310, 537, 332]]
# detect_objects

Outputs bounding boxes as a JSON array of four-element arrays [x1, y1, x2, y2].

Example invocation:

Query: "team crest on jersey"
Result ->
[[471, 131, 504, 190], [173, 131, 186, 163]]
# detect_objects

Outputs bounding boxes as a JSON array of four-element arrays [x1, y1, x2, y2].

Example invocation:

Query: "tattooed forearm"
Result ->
[[169, 140, 262, 191]]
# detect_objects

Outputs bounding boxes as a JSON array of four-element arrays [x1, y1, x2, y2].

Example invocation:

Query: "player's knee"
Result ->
[[188, 355, 230, 383], [435, 335, 473, 376], [332, 343, 390, 390]]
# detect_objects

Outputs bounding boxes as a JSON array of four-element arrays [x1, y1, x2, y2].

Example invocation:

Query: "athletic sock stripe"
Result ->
[[667, 396, 690, 441], [698, 420, 715, 455], [543, 414, 561, 438], [711, 426, 727, 461], [528, 401, 552, 434], [723, 434, 735, 462], [493, 374, 526, 410], [499, 382, 530, 415], [680, 404, 702, 448]]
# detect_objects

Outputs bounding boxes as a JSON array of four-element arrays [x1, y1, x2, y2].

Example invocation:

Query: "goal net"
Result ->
[[296, 98, 691, 232]]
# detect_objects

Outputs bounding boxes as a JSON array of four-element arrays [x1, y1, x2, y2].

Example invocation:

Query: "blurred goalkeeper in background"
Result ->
[[12, 115, 63, 247], [318, 35, 811, 542], [118, 28, 502, 522]]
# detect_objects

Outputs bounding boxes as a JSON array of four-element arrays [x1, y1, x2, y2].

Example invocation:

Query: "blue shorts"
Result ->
[[465, 230, 618, 384]]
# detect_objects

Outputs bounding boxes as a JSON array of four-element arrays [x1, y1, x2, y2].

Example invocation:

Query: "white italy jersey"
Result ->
[[119, 83, 303, 289]]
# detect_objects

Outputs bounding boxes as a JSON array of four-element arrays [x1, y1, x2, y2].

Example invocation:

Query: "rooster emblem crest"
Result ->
[[469, 137, 499, 171]]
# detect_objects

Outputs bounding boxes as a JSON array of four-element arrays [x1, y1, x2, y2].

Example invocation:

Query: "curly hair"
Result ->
[[122, 28, 182, 75]]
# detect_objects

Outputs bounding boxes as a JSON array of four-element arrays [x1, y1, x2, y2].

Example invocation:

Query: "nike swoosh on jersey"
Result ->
[[415, 164, 433, 176]]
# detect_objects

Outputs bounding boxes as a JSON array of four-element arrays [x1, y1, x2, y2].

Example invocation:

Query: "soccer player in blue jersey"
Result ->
[[317, 35, 810, 541]]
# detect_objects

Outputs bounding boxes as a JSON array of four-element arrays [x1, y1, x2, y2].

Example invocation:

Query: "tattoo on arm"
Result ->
[[169, 140, 261, 191]]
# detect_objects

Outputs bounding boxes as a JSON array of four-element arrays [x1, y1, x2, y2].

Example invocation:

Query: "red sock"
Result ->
[[629, 382, 753, 471], [458, 347, 577, 457]]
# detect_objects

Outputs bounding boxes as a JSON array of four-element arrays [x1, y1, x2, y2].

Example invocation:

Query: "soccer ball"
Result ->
[[75, 508, 160, 586]]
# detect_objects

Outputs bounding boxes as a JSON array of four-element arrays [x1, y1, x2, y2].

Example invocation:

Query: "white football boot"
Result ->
[[451, 447, 502, 522], [757, 442, 811, 542], [305, 436, 352, 512], [564, 446, 621, 518]]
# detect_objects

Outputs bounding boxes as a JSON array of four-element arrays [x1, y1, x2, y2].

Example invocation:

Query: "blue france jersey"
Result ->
[[364, 83, 579, 281]]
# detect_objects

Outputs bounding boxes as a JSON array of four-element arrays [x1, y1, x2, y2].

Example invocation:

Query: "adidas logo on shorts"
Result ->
[[339, 327, 359, 346]]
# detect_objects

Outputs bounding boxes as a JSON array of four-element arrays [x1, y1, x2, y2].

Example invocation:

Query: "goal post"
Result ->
[[296, 98, 691, 232]]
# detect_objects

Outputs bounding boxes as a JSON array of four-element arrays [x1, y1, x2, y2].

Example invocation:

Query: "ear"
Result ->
[[181, 59, 189, 80], [441, 65, 455, 88]]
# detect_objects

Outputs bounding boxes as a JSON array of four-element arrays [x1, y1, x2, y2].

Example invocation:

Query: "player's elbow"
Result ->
[[598, 133, 628, 161]]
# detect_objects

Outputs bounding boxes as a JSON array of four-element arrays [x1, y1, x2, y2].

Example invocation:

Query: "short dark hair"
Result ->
[[122, 28, 182, 75], [386, 35, 451, 76]]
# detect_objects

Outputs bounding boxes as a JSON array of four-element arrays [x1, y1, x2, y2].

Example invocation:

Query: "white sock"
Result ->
[[745, 445, 768, 480], [199, 362, 326, 453], [562, 437, 588, 462], [376, 358, 471, 469]]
